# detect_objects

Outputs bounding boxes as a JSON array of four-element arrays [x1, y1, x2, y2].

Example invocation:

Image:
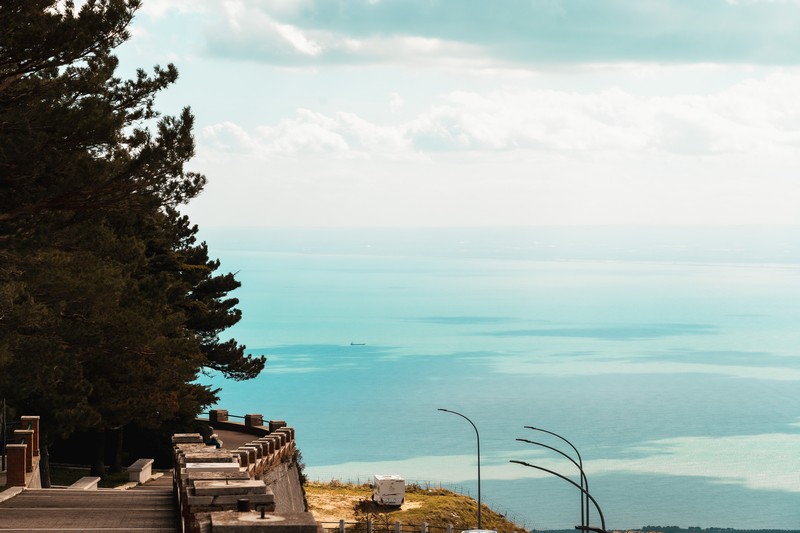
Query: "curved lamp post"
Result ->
[[509, 459, 607, 533], [525, 426, 589, 528], [438, 408, 482, 530], [515, 437, 589, 528]]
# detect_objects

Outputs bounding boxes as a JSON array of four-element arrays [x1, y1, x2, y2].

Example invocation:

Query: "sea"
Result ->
[[197, 226, 800, 531]]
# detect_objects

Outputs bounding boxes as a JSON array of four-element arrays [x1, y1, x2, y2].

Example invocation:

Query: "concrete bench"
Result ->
[[128, 458, 154, 483], [69, 476, 100, 490]]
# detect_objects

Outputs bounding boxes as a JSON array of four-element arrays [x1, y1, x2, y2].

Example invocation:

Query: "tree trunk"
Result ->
[[90, 430, 105, 477], [109, 426, 123, 473], [39, 443, 52, 488]]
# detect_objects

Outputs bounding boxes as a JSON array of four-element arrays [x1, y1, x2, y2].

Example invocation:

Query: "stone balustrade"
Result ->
[[5, 415, 41, 488], [173, 413, 316, 532]]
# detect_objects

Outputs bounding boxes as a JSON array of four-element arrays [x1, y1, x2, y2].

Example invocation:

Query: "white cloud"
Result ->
[[272, 22, 323, 57], [198, 70, 800, 158], [201, 121, 257, 152], [202, 1, 487, 66], [389, 92, 404, 113], [138, 0, 205, 19], [202, 108, 410, 157]]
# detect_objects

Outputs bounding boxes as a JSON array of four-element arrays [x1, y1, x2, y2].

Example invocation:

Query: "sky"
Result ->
[[115, 0, 800, 228]]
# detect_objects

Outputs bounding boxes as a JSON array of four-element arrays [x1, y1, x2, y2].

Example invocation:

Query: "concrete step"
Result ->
[[0, 484, 178, 532]]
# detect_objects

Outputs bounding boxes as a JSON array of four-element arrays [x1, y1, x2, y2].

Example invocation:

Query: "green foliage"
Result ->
[[0, 1, 265, 454]]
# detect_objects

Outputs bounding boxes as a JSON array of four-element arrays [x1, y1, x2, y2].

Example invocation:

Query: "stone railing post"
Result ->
[[6, 444, 27, 486], [269, 420, 286, 432], [14, 429, 34, 471], [244, 413, 263, 427], [339, 519, 346, 533], [395, 521, 402, 533], [209, 409, 228, 424], [20, 416, 40, 456]]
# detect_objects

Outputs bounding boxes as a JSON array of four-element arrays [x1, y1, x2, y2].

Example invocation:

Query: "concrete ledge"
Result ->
[[0, 487, 24, 504], [128, 458, 154, 483], [68, 476, 101, 490]]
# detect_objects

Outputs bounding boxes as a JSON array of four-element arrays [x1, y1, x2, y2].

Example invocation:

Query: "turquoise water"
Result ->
[[200, 227, 800, 530]]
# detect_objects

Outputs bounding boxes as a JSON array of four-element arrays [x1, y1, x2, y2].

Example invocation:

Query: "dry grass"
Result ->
[[305, 481, 527, 533]]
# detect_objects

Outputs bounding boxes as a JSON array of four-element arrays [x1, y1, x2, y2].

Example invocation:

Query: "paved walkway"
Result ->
[[213, 428, 261, 450], [0, 474, 178, 532]]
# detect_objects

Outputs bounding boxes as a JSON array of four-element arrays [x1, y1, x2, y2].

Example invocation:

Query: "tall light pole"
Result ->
[[438, 408, 482, 530], [525, 426, 589, 529], [509, 459, 607, 533], [515, 437, 589, 529]]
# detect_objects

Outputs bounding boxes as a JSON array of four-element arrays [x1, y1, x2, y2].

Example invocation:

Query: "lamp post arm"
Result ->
[[509, 460, 606, 533], [515, 438, 589, 494], [438, 408, 481, 530], [524, 426, 588, 527], [524, 426, 583, 468]]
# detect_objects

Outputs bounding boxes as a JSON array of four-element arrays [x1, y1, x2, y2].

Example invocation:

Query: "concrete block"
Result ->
[[187, 471, 251, 483], [6, 444, 27, 486], [69, 476, 101, 490], [186, 494, 215, 506], [245, 443, 264, 458], [128, 458, 154, 483], [244, 414, 264, 427], [233, 449, 250, 467], [183, 451, 238, 464], [185, 462, 242, 474], [173, 433, 204, 444], [212, 493, 274, 506], [193, 479, 268, 496], [268, 420, 286, 432], [211, 511, 320, 533], [210, 409, 229, 423]]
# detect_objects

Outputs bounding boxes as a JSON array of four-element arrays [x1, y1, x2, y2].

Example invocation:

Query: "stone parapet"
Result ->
[[13, 430, 35, 471], [210, 410, 229, 423], [19, 416, 40, 456], [244, 414, 264, 428], [179, 413, 309, 532], [6, 444, 27, 486]]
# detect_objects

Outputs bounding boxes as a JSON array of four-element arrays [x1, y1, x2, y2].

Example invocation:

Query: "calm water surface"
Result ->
[[201, 227, 800, 530]]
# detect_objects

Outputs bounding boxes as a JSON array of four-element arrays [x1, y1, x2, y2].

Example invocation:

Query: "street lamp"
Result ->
[[525, 426, 589, 528], [509, 459, 607, 533], [438, 408, 482, 530], [515, 437, 589, 528]]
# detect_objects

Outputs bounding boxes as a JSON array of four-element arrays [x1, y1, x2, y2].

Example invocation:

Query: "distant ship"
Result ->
[[350, 342, 366, 346]]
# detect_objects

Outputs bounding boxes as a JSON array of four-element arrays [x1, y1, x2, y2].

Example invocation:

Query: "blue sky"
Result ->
[[117, 0, 800, 227]]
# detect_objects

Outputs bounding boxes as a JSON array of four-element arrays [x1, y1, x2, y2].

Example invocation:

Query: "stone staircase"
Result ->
[[0, 475, 178, 532]]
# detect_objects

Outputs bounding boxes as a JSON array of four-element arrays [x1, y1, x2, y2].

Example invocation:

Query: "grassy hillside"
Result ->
[[305, 481, 527, 533]]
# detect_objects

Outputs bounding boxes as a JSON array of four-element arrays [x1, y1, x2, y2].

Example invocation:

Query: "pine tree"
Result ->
[[0, 1, 265, 479]]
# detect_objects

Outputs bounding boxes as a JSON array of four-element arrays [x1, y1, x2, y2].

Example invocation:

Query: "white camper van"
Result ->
[[372, 474, 405, 506]]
